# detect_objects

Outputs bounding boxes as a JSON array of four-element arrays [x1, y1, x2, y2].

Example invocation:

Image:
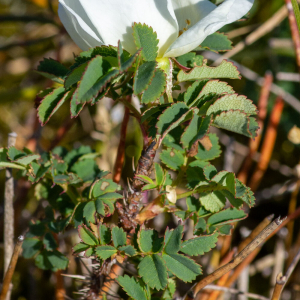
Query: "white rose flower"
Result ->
[[58, 0, 254, 58]]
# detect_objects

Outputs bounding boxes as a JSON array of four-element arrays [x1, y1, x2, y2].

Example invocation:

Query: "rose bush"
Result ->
[[58, 0, 254, 57]]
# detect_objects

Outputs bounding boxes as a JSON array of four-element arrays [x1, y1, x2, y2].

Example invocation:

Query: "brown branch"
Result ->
[[4, 133, 17, 281], [238, 72, 273, 184], [285, 0, 300, 73], [249, 97, 284, 192], [186, 217, 284, 299], [271, 248, 300, 300], [113, 96, 131, 184], [0, 236, 24, 300], [238, 214, 274, 252]]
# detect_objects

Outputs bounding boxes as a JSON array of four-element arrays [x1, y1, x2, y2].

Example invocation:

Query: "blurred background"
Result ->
[[0, 0, 300, 299]]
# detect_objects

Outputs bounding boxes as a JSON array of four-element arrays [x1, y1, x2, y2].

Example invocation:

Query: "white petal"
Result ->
[[171, 0, 215, 31], [165, 0, 255, 57], [58, 0, 104, 50], [60, 0, 179, 57]]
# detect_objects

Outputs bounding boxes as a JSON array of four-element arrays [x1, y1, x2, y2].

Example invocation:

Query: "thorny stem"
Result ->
[[0, 236, 24, 300], [113, 95, 131, 184], [185, 217, 285, 299]]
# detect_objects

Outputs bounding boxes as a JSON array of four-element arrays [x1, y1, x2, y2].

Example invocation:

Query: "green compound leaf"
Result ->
[[194, 218, 207, 235], [14, 154, 40, 166], [186, 161, 208, 190], [133, 23, 159, 61], [181, 115, 211, 149], [117, 275, 148, 300], [138, 229, 163, 253], [186, 196, 201, 213], [98, 224, 111, 245], [176, 53, 203, 68], [38, 86, 68, 126], [163, 278, 176, 299], [112, 227, 126, 248], [43, 233, 58, 251], [78, 225, 98, 246], [154, 163, 164, 186], [199, 190, 227, 213], [156, 102, 190, 136], [35, 250, 69, 271], [120, 49, 141, 72], [134, 61, 157, 94], [212, 171, 236, 194], [7, 147, 26, 161], [195, 133, 221, 161], [70, 88, 85, 118], [207, 208, 248, 227], [160, 148, 185, 171], [119, 245, 137, 256], [36, 58, 69, 84], [138, 254, 168, 290], [181, 232, 219, 256], [95, 245, 117, 260], [77, 56, 114, 102], [213, 110, 259, 138], [178, 60, 240, 82], [28, 162, 51, 183], [197, 32, 233, 52], [183, 80, 208, 107], [235, 179, 255, 207], [162, 253, 202, 282], [72, 243, 90, 254], [83, 201, 96, 224], [65, 62, 88, 89], [142, 69, 166, 104], [92, 179, 120, 198], [164, 225, 183, 255], [22, 238, 43, 258], [207, 94, 257, 116], [85, 247, 94, 257]]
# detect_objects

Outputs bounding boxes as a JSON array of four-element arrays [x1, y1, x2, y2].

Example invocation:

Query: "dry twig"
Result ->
[[0, 236, 24, 300], [185, 217, 285, 299], [271, 248, 300, 300], [3, 133, 17, 299]]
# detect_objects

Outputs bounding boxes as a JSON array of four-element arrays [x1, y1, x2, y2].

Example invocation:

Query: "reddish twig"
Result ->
[[238, 72, 273, 184], [249, 96, 284, 191], [285, 0, 300, 73], [113, 96, 131, 184], [0, 236, 24, 300]]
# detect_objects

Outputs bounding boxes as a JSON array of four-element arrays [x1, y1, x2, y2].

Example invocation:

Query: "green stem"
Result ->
[[177, 190, 195, 200]]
